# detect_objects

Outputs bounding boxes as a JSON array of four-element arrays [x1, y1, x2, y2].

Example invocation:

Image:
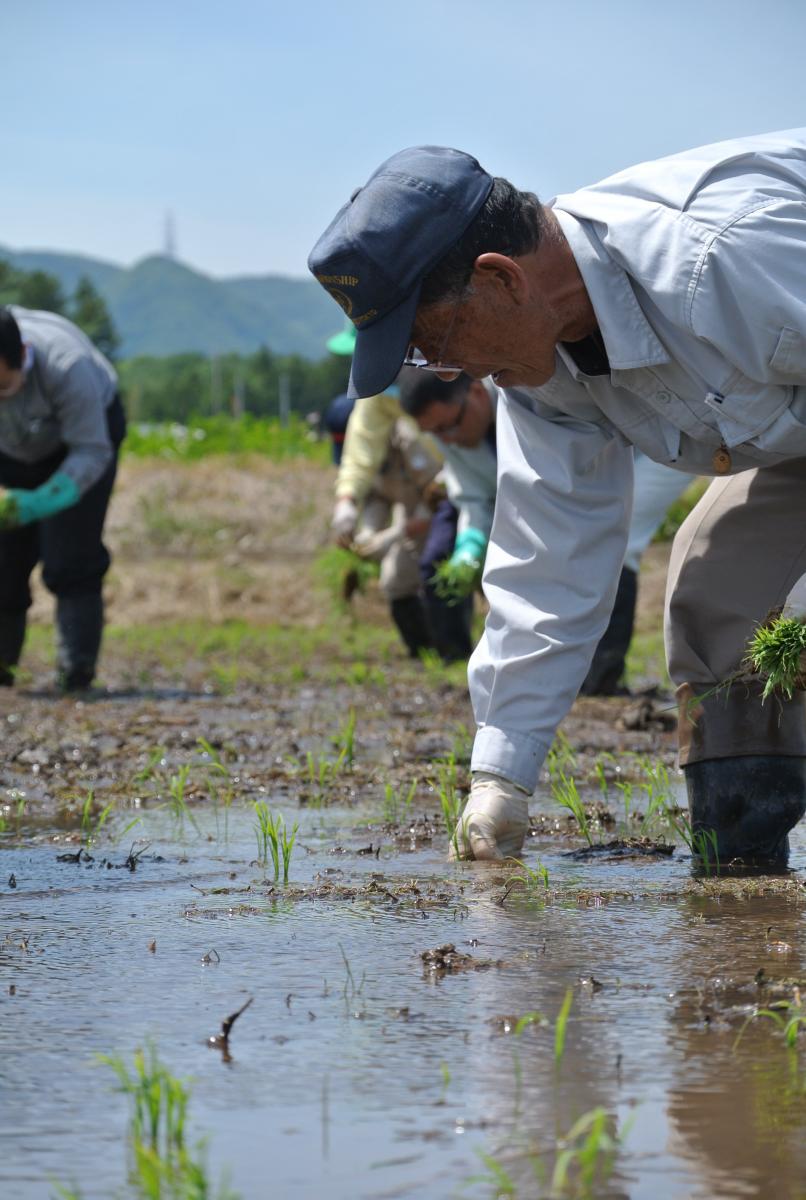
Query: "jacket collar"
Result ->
[[552, 206, 669, 372]]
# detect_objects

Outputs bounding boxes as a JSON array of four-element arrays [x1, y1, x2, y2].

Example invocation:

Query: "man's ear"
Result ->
[[472, 252, 528, 302]]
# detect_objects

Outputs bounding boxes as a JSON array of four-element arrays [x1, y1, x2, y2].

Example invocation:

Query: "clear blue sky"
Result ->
[[4, 0, 805, 279]]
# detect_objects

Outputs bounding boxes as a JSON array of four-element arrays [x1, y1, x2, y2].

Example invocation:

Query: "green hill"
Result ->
[[0, 247, 341, 360]]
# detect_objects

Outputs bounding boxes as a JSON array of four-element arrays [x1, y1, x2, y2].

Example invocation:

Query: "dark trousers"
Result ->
[[0, 396, 126, 674], [420, 499, 474, 662]]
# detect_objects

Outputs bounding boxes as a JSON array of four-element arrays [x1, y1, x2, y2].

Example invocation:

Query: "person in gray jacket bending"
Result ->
[[399, 369, 694, 694], [0, 306, 126, 691]]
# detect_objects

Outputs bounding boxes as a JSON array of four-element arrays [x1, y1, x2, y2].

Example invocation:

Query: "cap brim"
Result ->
[[347, 284, 421, 399]]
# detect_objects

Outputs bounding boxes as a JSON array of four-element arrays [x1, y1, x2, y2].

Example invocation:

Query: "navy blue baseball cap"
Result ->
[[308, 146, 494, 399]]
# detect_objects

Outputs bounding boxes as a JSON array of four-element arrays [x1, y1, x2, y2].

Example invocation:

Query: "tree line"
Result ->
[[0, 258, 351, 421]]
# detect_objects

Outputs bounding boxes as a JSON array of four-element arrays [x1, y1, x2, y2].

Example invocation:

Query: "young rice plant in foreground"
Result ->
[[97, 1044, 239, 1199], [747, 616, 806, 699], [253, 801, 298, 882]]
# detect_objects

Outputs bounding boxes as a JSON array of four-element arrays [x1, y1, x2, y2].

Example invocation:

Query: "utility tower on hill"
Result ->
[[163, 210, 177, 260]]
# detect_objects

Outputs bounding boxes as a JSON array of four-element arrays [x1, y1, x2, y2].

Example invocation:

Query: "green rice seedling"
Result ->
[[166, 764, 200, 836], [551, 772, 593, 846], [132, 746, 166, 785], [747, 616, 806, 700], [313, 545, 379, 610], [253, 802, 298, 882], [79, 790, 114, 849], [338, 943, 366, 1000], [432, 753, 465, 854], [431, 557, 481, 604], [253, 800, 280, 877], [511, 859, 551, 892], [549, 1106, 633, 1196], [196, 736, 229, 777], [470, 1151, 517, 1196], [665, 807, 720, 874], [381, 778, 418, 825], [734, 991, 806, 1051], [438, 1061, 451, 1104], [554, 987, 573, 1067], [207, 780, 235, 842], [451, 722, 473, 766], [546, 728, 578, 777], [0, 489, 19, 529], [97, 1044, 239, 1200], [591, 752, 617, 801], [513, 1010, 548, 1037], [615, 779, 634, 829], [333, 708, 356, 769], [299, 749, 347, 804], [279, 818, 299, 883]]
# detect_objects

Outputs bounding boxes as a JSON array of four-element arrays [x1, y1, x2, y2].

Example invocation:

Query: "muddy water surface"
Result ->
[[3, 683, 806, 1199]]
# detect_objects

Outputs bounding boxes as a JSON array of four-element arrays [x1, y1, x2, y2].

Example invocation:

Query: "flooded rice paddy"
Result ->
[[3, 671, 806, 1199]]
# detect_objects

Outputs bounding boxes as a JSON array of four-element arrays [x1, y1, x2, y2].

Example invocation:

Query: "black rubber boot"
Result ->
[[56, 593, 103, 692], [0, 610, 27, 687], [579, 566, 637, 696], [390, 595, 434, 658], [684, 756, 806, 872]]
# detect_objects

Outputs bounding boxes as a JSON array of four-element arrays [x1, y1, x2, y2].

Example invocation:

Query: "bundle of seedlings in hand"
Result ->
[[746, 615, 806, 700], [431, 558, 481, 604], [0, 489, 18, 530], [314, 546, 379, 607]]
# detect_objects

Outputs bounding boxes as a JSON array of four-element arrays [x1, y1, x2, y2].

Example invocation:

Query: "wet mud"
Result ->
[[2, 621, 806, 1197]]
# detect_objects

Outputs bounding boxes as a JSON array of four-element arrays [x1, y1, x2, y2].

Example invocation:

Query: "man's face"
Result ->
[[0, 355, 26, 399], [415, 381, 492, 447], [410, 277, 559, 391]]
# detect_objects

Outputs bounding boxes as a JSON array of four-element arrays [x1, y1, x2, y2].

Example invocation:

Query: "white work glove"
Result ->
[[331, 496, 358, 541], [449, 772, 530, 862], [783, 573, 806, 620]]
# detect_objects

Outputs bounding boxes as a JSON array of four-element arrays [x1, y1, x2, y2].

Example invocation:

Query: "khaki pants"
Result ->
[[665, 459, 806, 764]]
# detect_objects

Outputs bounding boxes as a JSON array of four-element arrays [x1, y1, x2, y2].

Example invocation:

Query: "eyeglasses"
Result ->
[[403, 291, 465, 379]]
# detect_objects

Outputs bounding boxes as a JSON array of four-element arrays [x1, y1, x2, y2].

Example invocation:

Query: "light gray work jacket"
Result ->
[[0, 307, 118, 495], [470, 128, 806, 791]]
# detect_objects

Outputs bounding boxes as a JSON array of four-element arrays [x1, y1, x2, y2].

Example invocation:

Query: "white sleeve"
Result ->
[[441, 443, 497, 538], [469, 390, 634, 791]]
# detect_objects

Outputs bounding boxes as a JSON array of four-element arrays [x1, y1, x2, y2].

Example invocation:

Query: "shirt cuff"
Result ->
[[471, 725, 551, 793]]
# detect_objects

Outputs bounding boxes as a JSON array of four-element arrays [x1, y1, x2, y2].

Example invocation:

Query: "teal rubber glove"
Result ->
[[433, 527, 488, 603], [6, 471, 80, 526], [450, 526, 488, 570]]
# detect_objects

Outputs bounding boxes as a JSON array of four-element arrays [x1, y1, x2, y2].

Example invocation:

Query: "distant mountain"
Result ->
[[0, 247, 343, 360]]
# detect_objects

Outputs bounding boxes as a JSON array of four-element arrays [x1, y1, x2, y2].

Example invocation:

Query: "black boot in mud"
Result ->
[[0, 609, 27, 687], [684, 756, 806, 872], [56, 593, 103, 693], [390, 595, 434, 658]]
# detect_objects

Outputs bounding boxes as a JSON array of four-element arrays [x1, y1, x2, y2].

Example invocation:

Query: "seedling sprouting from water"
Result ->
[[546, 728, 577, 776], [253, 801, 298, 882], [432, 753, 465, 854], [166, 764, 200, 835], [555, 987, 573, 1067], [551, 771, 593, 846], [96, 1044, 239, 1199], [79, 790, 114, 849], [548, 1105, 633, 1196], [666, 807, 720, 874], [734, 988, 806, 1050], [747, 616, 806, 699], [333, 708, 356, 769], [132, 745, 166, 786], [382, 778, 418, 825]]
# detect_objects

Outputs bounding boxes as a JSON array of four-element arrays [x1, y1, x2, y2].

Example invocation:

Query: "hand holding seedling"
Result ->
[[0, 488, 19, 529]]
